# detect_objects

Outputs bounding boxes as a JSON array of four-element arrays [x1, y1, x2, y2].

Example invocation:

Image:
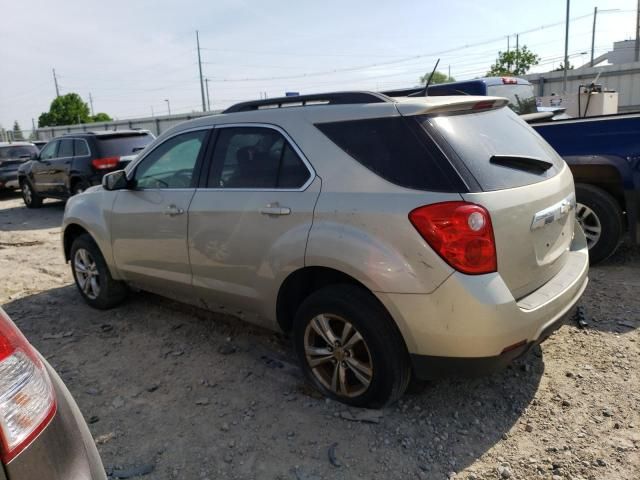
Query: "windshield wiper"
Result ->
[[490, 155, 553, 174]]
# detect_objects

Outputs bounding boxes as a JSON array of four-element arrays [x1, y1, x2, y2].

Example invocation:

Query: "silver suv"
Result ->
[[61, 91, 588, 407]]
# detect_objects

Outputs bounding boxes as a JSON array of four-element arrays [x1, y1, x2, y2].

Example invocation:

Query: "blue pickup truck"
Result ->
[[384, 78, 640, 263]]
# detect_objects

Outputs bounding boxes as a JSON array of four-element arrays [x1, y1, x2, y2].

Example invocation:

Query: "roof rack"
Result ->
[[223, 91, 392, 113]]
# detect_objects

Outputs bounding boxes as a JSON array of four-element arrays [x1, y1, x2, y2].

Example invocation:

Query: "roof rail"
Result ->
[[223, 91, 392, 113]]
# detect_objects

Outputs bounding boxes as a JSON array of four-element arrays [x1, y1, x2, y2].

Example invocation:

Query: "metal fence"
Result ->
[[33, 110, 222, 141]]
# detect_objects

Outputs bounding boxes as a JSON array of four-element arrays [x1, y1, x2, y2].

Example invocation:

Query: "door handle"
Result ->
[[260, 203, 291, 216], [164, 205, 185, 216]]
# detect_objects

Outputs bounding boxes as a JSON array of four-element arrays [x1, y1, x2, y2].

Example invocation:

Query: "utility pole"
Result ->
[[590, 7, 598, 67], [88, 92, 95, 116], [52, 68, 60, 97], [31, 118, 36, 137], [205, 78, 211, 111], [636, 0, 640, 62], [196, 30, 206, 112], [448, 65, 451, 80], [562, 0, 570, 93], [515, 34, 519, 74]]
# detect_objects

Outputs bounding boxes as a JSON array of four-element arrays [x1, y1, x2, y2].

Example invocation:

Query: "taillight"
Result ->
[[409, 202, 497, 275], [0, 308, 56, 463], [91, 156, 120, 170]]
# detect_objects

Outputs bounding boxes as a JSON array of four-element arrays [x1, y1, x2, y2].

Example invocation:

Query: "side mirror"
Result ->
[[102, 170, 129, 191], [30, 152, 39, 160]]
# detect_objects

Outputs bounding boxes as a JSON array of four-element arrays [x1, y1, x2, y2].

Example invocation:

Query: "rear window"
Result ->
[[0, 145, 38, 159], [96, 133, 153, 157], [487, 84, 538, 114], [315, 117, 464, 192], [422, 107, 564, 191]]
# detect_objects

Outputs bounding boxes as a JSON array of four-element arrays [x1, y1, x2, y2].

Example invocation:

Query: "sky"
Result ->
[[1, 0, 638, 134]]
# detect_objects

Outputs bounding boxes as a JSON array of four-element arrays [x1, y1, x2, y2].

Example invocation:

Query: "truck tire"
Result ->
[[575, 183, 623, 264]]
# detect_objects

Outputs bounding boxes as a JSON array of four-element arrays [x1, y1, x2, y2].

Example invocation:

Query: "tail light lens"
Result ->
[[92, 156, 120, 170], [409, 202, 497, 275], [0, 309, 56, 463]]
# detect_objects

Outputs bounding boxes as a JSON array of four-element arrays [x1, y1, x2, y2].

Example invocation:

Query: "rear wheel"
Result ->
[[575, 183, 623, 264], [70, 234, 128, 309], [20, 180, 43, 208], [293, 284, 411, 407], [71, 179, 90, 195]]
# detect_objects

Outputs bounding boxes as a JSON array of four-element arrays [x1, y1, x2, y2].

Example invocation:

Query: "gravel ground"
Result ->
[[1, 191, 639, 480]]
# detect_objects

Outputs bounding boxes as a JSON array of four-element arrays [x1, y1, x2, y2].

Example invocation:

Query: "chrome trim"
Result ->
[[202, 122, 316, 192], [531, 193, 576, 231]]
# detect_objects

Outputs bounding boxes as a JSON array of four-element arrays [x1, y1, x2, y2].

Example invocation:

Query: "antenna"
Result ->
[[422, 58, 441, 97]]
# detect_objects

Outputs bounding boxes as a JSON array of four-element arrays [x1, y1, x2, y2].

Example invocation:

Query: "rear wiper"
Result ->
[[490, 155, 553, 174]]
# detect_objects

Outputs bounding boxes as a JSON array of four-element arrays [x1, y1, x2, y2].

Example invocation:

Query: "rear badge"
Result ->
[[531, 195, 576, 231]]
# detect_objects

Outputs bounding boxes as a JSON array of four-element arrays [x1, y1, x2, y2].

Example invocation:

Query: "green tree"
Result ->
[[486, 46, 540, 76], [91, 112, 112, 122], [554, 61, 573, 71], [37, 93, 91, 127], [12, 121, 25, 141], [419, 70, 456, 85]]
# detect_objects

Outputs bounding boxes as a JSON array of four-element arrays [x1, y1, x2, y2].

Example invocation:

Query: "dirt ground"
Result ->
[[0, 191, 638, 480]]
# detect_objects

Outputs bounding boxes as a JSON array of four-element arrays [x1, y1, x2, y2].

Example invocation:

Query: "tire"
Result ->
[[20, 180, 43, 209], [70, 233, 128, 309], [575, 183, 623, 264], [71, 179, 90, 195], [293, 284, 411, 408]]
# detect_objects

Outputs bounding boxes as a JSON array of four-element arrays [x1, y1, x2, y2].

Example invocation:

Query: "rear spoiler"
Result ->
[[395, 98, 509, 116]]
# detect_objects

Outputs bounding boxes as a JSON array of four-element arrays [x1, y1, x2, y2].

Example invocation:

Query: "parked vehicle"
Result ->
[[0, 307, 106, 479], [0, 143, 39, 191], [385, 78, 640, 263], [17, 130, 154, 208], [31, 141, 47, 151], [62, 92, 588, 407]]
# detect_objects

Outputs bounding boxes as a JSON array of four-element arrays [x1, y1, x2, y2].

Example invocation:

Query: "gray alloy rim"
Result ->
[[74, 248, 100, 300], [576, 202, 602, 248], [304, 314, 373, 398], [22, 183, 32, 204]]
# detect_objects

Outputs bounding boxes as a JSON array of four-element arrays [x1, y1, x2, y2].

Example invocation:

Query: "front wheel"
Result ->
[[21, 180, 43, 208], [293, 285, 411, 408], [575, 183, 623, 264], [70, 234, 128, 309]]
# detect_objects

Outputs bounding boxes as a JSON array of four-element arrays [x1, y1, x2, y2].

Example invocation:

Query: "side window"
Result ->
[[315, 117, 460, 192], [58, 139, 74, 158], [39, 141, 58, 160], [134, 130, 207, 189], [74, 140, 89, 156], [208, 127, 310, 189]]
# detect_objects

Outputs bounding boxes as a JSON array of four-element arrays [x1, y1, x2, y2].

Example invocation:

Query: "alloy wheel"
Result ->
[[576, 202, 602, 248], [304, 314, 373, 398], [22, 183, 32, 205], [74, 248, 100, 300]]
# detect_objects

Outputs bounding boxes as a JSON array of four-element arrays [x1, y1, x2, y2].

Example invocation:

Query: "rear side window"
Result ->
[[422, 107, 564, 191], [96, 133, 153, 157], [315, 117, 463, 192], [208, 127, 311, 189]]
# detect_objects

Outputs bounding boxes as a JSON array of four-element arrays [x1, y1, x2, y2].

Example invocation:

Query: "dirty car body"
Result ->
[[62, 91, 589, 407]]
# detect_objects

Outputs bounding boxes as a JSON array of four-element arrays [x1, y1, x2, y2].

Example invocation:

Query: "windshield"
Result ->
[[487, 84, 538, 114], [422, 107, 564, 191], [96, 133, 154, 157], [0, 145, 38, 159]]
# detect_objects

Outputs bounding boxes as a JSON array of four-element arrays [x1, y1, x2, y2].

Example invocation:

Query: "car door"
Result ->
[[52, 138, 74, 195], [31, 140, 58, 194], [110, 128, 211, 301], [188, 124, 320, 326]]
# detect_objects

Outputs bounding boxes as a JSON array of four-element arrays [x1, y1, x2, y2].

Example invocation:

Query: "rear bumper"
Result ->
[[376, 225, 589, 379], [4, 358, 106, 480]]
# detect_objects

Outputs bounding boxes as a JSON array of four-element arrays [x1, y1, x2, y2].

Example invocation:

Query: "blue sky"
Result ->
[[1, 0, 638, 132]]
